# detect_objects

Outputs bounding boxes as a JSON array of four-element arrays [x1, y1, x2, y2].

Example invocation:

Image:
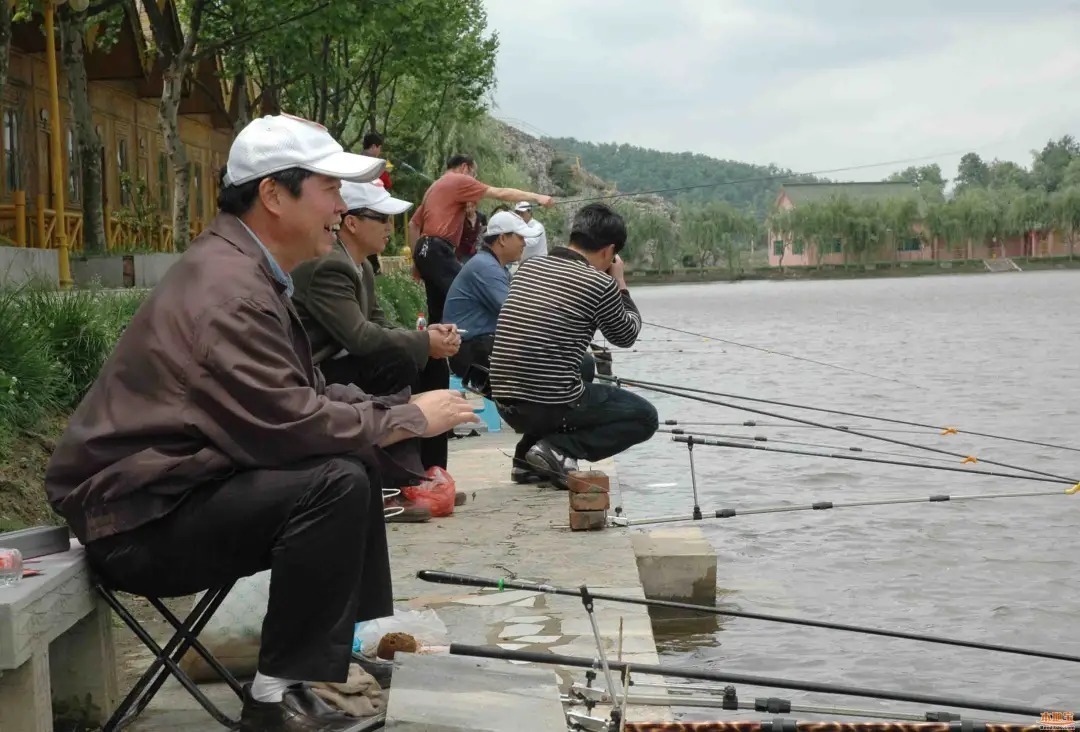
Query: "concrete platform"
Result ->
[[123, 430, 672, 730]]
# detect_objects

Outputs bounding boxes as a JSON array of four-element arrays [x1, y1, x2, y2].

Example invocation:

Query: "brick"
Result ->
[[570, 491, 610, 512], [569, 509, 607, 531], [568, 470, 609, 494]]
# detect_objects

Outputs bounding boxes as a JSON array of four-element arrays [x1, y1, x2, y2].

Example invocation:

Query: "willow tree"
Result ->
[[1051, 186, 1080, 259]]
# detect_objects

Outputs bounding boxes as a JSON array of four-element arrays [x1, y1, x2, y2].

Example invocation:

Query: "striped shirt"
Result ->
[[489, 247, 641, 404]]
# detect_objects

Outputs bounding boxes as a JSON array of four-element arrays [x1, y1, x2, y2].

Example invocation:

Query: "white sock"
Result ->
[[250, 671, 298, 703]]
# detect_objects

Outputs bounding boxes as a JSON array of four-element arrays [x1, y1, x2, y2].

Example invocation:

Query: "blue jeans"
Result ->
[[499, 383, 659, 463]]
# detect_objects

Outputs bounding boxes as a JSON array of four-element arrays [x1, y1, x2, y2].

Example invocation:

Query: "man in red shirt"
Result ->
[[408, 155, 553, 469]]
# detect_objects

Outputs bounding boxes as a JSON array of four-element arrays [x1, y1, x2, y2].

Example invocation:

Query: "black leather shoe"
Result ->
[[239, 683, 368, 731]]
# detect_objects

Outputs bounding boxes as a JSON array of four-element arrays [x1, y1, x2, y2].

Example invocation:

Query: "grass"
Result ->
[[0, 273, 426, 533]]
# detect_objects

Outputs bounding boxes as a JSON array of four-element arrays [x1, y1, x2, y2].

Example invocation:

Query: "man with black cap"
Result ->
[[45, 114, 480, 732]]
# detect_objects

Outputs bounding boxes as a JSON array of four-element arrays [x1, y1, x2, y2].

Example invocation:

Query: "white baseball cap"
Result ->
[[341, 180, 412, 215], [223, 114, 386, 187], [513, 201, 534, 212], [486, 211, 543, 239]]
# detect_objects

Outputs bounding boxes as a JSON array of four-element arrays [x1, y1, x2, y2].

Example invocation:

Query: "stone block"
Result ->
[[567, 471, 608, 494], [385, 652, 566, 731], [569, 491, 610, 512], [568, 509, 607, 531], [630, 527, 717, 605]]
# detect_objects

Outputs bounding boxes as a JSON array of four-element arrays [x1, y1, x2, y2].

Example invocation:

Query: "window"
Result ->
[[158, 151, 170, 211], [792, 240, 805, 255], [117, 136, 130, 206], [773, 240, 784, 256], [192, 162, 204, 220], [830, 238, 842, 253], [898, 237, 921, 252], [4, 109, 20, 192], [67, 127, 80, 203]]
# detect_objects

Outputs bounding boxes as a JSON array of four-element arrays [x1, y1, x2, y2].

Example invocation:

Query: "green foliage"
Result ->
[[0, 284, 149, 459], [544, 137, 822, 216], [373, 271, 426, 328]]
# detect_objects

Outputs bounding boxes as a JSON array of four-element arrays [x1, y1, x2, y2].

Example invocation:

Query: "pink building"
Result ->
[[767, 182, 930, 267], [767, 182, 1073, 267]]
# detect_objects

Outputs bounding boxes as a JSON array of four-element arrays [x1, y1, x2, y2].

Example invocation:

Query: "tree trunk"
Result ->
[[232, 71, 251, 134], [0, 0, 11, 96], [60, 7, 106, 254], [161, 57, 191, 250]]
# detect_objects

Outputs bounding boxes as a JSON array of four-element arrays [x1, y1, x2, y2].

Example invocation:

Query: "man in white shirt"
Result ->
[[514, 201, 548, 261]]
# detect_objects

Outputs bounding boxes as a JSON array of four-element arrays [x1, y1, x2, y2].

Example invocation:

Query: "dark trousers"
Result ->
[[84, 454, 391, 682], [499, 382, 659, 464], [321, 353, 445, 471]]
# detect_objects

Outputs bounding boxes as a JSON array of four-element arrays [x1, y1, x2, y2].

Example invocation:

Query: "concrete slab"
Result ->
[[385, 653, 565, 731], [124, 430, 673, 730], [630, 526, 717, 604]]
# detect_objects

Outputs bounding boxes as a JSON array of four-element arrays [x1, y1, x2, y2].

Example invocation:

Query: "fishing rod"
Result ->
[[657, 428, 964, 466], [569, 681, 984, 722], [605, 376, 1080, 486], [611, 482, 1073, 527], [652, 379, 1080, 456], [417, 570, 1080, 667], [446, 642, 1050, 718], [667, 420, 944, 437], [641, 321, 924, 390], [667, 434, 1077, 487], [621, 723, 1038, 732]]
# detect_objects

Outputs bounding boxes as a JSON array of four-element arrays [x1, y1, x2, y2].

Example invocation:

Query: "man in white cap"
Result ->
[[292, 180, 463, 522], [513, 201, 548, 262], [45, 114, 479, 732], [443, 210, 539, 413]]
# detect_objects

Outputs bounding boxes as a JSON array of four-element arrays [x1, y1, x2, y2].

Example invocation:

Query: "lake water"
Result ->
[[610, 270, 1080, 722]]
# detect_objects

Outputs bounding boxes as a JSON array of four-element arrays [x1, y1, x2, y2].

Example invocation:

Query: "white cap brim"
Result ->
[[305, 150, 386, 183], [367, 195, 412, 215]]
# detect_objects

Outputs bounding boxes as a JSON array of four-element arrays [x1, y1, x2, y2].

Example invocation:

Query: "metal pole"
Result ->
[[688, 436, 703, 521]]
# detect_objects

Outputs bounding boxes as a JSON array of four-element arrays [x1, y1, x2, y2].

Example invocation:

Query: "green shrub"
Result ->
[[374, 271, 427, 328]]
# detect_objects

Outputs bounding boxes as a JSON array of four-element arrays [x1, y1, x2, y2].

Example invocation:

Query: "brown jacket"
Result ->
[[291, 240, 429, 370], [45, 213, 428, 543]]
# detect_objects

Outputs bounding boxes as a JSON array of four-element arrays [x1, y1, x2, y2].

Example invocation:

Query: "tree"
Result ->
[[1030, 135, 1080, 193], [1051, 186, 1080, 260], [954, 153, 990, 194], [886, 164, 945, 202]]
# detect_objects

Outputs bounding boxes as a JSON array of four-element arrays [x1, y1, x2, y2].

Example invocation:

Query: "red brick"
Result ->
[[569, 509, 607, 531], [570, 491, 610, 512], [568, 470, 609, 494]]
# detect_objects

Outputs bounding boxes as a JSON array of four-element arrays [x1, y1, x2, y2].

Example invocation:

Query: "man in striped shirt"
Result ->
[[489, 203, 659, 487]]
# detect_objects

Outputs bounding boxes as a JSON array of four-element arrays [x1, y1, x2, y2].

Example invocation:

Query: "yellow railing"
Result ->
[[0, 190, 203, 253]]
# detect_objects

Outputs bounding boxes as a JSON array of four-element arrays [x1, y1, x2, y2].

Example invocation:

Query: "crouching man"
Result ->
[[44, 114, 478, 732], [488, 203, 659, 487]]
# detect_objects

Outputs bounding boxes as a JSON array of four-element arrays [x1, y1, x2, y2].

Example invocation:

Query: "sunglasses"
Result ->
[[348, 210, 391, 223]]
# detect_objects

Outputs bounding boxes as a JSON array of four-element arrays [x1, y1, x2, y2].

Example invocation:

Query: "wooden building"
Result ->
[[0, 0, 242, 253]]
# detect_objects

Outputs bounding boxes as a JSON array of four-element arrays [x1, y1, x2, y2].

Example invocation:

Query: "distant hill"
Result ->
[[543, 137, 822, 218]]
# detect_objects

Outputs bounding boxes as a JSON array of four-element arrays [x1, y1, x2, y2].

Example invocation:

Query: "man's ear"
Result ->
[[258, 178, 283, 216]]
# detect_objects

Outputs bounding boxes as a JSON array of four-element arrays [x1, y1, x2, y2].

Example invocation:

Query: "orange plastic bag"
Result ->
[[401, 466, 457, 517]]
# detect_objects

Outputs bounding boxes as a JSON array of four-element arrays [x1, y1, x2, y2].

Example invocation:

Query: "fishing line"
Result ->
[[667, 420, 941, 437], [640, 321, 924, 389], [668, 435, 1077, 487], [417, 570, 1080, 672], [607, 376, 1080, 485], [613, 483, 1073, 527], [650, 375, 1080, 455], [657, 428, 962, 466]]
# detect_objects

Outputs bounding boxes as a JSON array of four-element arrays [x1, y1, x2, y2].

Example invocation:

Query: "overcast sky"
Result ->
[[480, 0, 1080, 184]]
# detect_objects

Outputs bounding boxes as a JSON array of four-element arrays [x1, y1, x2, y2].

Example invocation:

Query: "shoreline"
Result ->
[[627, 256, 1080, 286]]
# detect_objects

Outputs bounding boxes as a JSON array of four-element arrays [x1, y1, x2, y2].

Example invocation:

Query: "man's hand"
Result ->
[[535, 194, 555, 208], [411, 389, 480, 436], [608, 254, 627, 289], [426, 324, 461, 358]]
